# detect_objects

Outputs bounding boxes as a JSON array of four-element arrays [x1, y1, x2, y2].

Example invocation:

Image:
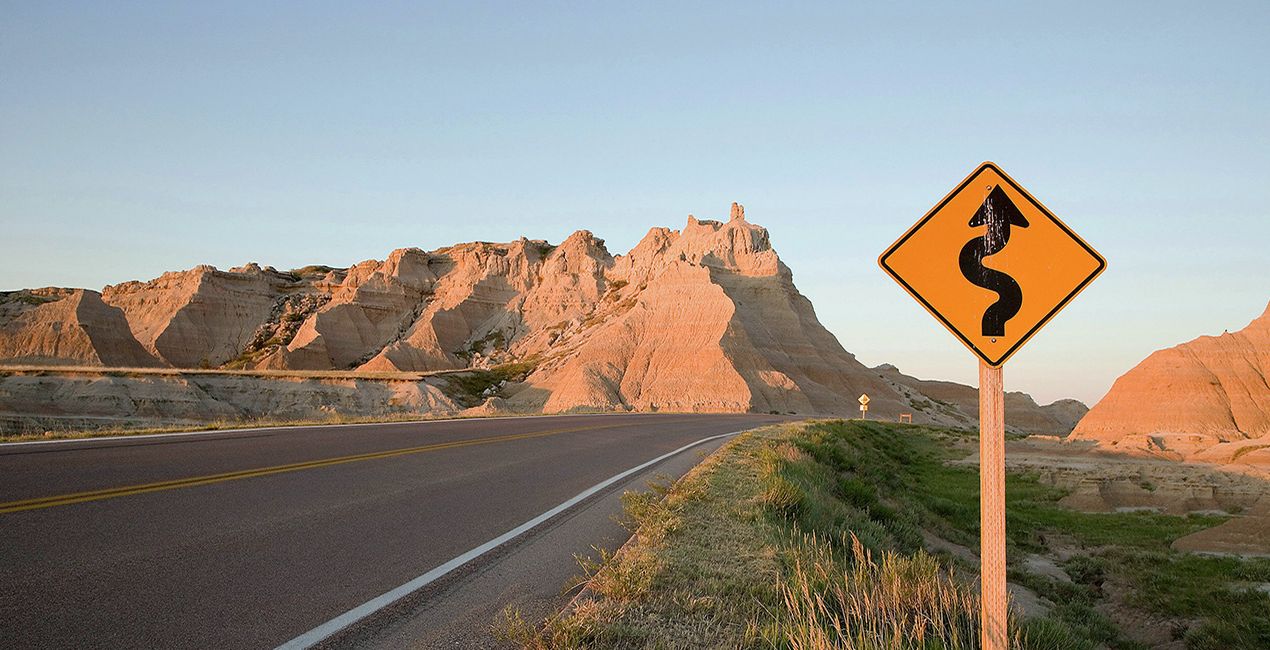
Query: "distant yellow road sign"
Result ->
[[878, 162, 1105, 366], [858, 394, 870, 406]]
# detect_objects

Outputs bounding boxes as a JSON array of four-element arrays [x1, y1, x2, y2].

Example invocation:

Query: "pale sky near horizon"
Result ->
[[2, 2, 1267, 407]]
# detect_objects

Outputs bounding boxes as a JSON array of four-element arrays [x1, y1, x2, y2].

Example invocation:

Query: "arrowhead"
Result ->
[[968, 185, 1029, 228]]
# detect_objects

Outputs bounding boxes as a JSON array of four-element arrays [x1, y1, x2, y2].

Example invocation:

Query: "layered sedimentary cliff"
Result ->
[[1071, 302, 1270, 467], [0, 288, 161, 367], [1, 204, 1084, 431], [0, 370, 458, 434]]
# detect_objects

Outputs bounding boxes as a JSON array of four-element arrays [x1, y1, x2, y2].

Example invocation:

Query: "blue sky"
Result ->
[[2, 1, 1267, 405]]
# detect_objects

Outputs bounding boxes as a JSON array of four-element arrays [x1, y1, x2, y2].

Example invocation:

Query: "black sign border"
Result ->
[[878, 161, 1107, 367]]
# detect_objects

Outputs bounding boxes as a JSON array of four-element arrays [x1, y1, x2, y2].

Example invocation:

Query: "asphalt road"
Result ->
[[0, 413, 784, 649]]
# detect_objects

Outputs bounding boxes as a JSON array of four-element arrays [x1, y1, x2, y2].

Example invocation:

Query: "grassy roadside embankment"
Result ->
[[503, 420, 1270, 649]]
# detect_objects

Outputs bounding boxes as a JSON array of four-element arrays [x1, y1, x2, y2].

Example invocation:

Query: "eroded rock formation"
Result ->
[[1, 204, 1084, 427], [0, 289, 161, 367], [0, 372, 458, 434], [872, 363, 1088, 436], [1071, 302, 1270, 466]]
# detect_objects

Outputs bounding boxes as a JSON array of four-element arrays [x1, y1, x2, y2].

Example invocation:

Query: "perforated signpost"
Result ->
[[879, 162, 1105, 650]]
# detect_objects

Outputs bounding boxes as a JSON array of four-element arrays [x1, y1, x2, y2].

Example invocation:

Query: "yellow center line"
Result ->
[[0, 422, 640, 515]]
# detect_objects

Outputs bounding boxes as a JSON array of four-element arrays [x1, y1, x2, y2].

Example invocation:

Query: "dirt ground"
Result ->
[[987, 437, 1270, 556]]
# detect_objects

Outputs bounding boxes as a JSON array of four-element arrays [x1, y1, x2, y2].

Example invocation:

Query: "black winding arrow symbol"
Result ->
[[958, 185, 1029, 337]]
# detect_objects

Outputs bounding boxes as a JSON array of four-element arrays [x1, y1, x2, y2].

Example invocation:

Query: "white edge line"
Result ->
[[0, 412, 669, 448], [274, 429, 744, 650]]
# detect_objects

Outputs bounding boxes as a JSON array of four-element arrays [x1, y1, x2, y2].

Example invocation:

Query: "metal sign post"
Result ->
[[878, 162, 1105, 650]]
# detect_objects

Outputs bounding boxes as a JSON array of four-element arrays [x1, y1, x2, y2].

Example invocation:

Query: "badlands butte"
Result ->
[[0, 204, 1087, 436], [1072, 300, 1270, 467]]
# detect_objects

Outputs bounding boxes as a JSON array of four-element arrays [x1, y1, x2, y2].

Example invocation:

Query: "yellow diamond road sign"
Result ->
[[879, 162, 1105, 367], [858, 394, 870, 406]]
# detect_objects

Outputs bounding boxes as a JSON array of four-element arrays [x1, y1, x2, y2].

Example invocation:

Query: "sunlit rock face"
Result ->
[[0, 204, 1083, 425], [1071, 302, 1270, 463], [0, 288, 162, 367]]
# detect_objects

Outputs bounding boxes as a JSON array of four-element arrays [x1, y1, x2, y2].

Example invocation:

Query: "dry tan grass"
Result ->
[[780, 532, 986, 650], [498, 426, 792, 648]]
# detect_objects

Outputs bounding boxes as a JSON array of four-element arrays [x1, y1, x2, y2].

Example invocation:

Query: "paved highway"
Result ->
[[0, 413, 783, 649]]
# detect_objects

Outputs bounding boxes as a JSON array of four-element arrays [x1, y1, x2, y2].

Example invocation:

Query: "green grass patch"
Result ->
[[285, 264, 336, 279], [443, 358, 539, 404]]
